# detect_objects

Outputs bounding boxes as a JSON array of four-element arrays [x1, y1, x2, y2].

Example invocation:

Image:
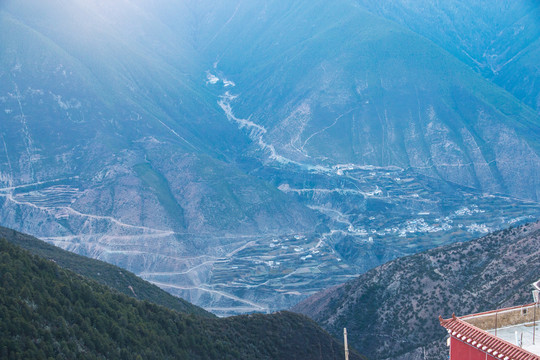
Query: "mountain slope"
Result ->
[[1, 0, 539, 315], [356, 0, 540, 113], [196, 0, 540, 201], [0, 0, 316, 236], [292, 221, 540, 359], [0, 226, 213, 317], [0, 0, 320, 314], [0, 238, 364, 360]]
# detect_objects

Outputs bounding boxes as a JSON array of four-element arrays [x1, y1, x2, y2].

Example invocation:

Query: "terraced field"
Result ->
[[1, 160, 538, 316]]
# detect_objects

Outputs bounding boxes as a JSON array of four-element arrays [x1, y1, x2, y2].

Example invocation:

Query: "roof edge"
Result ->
[[440, 315, 540, 360]]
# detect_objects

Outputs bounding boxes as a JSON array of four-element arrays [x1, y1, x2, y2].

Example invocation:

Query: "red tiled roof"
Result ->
[[440, 314, 540, 360]]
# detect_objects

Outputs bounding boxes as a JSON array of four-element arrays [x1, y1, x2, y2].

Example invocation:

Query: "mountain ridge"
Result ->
[[292, 221, 540, 359], [0, 236, 365, 359], [0, 226, 213, 317]]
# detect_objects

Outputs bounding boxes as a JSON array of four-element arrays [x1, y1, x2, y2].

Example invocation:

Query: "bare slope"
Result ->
[[195, 0, 540, 201], [357, 0, 540, 113]]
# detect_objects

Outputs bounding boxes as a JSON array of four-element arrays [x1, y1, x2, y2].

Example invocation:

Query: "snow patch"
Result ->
[[218, 93, 297, 165], [0, 172, 13, 187], [50, 93, 81, 110], [28, 88, 44, 96], [206, 72, 220, 85]]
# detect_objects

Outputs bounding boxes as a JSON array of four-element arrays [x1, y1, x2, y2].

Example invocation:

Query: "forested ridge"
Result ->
[[0, 226, 212, 317], [0, 238, 363, 360]]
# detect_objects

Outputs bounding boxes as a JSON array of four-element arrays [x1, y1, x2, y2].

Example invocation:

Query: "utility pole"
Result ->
[[344, 328, 349, 360], [534, 304, 536, 345], [532, 289, 540, 346]]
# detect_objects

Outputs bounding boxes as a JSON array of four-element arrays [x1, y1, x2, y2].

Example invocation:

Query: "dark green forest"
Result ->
[[0, 238, 363, 360], [0, 226, 212, 317]]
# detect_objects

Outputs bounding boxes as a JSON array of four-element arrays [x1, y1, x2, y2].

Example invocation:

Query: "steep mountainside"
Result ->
[[357, 0, 540, 113], [0, 226, 213, 317], [0, 0, 317, 236], [1, 0, 539, 315], [292, 221, 540, 360], [197, 0, 540, 201], [0, 238, 364, 360], [0, 0, 320, 314]]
